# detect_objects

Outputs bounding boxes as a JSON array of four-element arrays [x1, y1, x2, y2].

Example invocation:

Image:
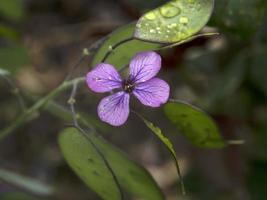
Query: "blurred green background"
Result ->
[[0, 0, 267, 199]]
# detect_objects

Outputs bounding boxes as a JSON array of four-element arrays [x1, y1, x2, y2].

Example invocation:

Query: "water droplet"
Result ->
[[136, 23, 141, 28], [160, 4, 181, 18], [179, 17, 189, 24], [156, 27, 161, 30], [149, 29, 156, 33], [145, 12, 156, 20]]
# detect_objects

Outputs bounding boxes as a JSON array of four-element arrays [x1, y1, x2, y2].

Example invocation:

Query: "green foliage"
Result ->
[[0, 168, 53, 196], [92, 23, 160, 69], [0, 24, 20, 41], [134, 0, 214, 43], [0, 44, 30, 74], [248, 160, 267, 200], [0, 193, 40, 200], [207, 51, 248, 107], [164, 101, 225, 148], [249, 47, 267, 98], [59, 128, 164, 200], [139, 115, 185, 195], [0, 0, 25, 21], [211, 0, 267, 40]]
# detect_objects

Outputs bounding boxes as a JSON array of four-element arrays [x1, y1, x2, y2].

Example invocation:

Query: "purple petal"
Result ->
[[129, 51, 161, 84], [133, 78, 170, 107], [98, 91, 130, 126], [86, 63, 122, 93]]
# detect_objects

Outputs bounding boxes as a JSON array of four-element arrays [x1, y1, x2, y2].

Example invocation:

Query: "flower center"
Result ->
[[122, 80, 135, 93]]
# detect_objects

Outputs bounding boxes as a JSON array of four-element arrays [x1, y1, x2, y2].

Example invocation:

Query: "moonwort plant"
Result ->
[[86, 51, 170, 126], [0, 1, 237, 199]]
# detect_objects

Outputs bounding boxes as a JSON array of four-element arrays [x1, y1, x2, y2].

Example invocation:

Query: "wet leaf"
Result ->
[[134, 0, 214, 43], [59, 128, 164, 200], [164, 101, 225, 148]]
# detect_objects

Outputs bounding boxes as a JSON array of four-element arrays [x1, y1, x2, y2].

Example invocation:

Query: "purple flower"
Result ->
[[86, 51, 170, 126]]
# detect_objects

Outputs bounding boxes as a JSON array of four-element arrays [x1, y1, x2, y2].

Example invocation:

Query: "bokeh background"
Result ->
[[0, 0, 267, 199]]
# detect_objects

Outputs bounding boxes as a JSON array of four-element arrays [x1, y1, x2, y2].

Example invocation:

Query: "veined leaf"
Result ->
[[134, 0, 214, 43], [164, 101, 225, 148], [59, 128, 164, 200]]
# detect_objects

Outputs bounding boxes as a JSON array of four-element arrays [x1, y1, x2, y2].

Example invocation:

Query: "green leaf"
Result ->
[[164, 101, 225, 148], [138, 115, 185, 195], [0, 168, 53, 196], [134, 0, 214, 43], [91, 23, 160, 69], [0, 0, 25, 21], [59, 128, 164, 200], [0, 44, 31, 74]]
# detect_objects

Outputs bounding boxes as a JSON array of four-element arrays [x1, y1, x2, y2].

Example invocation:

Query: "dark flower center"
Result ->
[[122, 80, 135, 93]]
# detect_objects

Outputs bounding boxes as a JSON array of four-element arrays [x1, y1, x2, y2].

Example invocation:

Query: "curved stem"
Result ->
[[0, 77, 85, 141], [101, 37, 134, 63], [67, 83, 124, 200]]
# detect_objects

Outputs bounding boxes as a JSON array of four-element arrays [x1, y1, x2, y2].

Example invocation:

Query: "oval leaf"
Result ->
[[91, 23, 160, 69], [59, 128, 164, 200], [164, 101, 225, 148], [134, 0, 214, 43]]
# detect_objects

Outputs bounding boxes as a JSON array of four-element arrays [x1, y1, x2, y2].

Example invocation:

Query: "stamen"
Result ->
[[122, 80, 135, 93]]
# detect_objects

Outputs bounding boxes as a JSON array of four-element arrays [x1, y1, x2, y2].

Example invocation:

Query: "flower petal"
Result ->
[[98, 91, 130, 126], [86, 63, 122, 93], [129, 51, 161, 84], [133, 78, 170, 107]]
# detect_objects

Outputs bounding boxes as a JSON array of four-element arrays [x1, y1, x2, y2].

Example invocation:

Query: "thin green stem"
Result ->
[[0, 74, 26, 112], [101, 37, 134, 63], [0, 77, 85, 141]]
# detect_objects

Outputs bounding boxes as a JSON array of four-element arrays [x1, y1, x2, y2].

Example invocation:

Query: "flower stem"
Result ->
[[101, 37, 134, 63], [0, 77, 85, 141]]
